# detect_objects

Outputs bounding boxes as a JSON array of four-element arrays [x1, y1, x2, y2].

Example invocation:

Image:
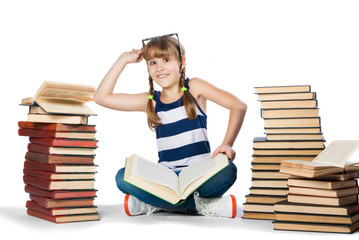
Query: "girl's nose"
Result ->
[[156, 62, 165, 72]]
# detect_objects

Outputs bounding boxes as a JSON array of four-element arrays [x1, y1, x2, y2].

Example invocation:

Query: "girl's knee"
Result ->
[[115, 168, 126, 192]]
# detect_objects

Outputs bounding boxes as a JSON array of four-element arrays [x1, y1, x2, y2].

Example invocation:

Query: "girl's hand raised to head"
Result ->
[[211, 144, 236, 161], [120, 48, 143, 64]]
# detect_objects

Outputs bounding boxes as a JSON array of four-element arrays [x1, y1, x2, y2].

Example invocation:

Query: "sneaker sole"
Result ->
[[124, 194, 132, 216], [230, 195, 237, 218]]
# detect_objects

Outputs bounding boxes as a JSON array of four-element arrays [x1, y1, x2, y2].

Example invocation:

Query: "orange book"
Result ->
[[18, 121, 96, 132], [23, 175, 95, 190], [19, 128, 96, 139], [30, 194, 95, 208], [25, 152, 94, 164], [27, 209, 99, 223], [25, 185, 97, 199], [26, 201, 97, 216], [24, 160, 97, 173], [29, 137, 98, 148]]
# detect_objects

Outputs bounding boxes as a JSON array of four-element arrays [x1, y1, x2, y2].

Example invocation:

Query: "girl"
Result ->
[[94, 34, 247, 218]]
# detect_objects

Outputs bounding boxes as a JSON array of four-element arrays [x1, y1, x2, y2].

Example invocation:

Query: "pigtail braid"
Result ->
[[180, 68, 197, 120], [146, 76, 162, 130]]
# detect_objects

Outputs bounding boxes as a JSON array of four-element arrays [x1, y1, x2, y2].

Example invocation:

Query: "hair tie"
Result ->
[[181, 87, 188, 93], [148, 95, 154, 100]]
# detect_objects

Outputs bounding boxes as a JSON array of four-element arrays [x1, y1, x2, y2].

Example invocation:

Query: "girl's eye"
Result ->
[[150, 61, 156, 65], [164, 58, 170, 62]]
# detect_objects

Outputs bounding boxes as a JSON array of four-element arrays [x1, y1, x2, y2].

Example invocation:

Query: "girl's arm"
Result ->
[[189, 78, 247, 161], [94, 49, 148, 112]]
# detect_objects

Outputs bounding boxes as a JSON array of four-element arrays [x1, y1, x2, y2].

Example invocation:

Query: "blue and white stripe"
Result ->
[[153, 79, 211, 171]]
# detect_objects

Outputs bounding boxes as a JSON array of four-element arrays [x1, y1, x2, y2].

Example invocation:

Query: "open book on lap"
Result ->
[[124, 154, 229, 204]]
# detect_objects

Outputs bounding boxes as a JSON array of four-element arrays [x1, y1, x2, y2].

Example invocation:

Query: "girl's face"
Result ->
[[147, 54, 183, 90]]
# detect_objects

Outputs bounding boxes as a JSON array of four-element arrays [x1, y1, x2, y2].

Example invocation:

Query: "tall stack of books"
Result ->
[[18, 81, 100, 223], [243, 85, 326, 220], [274, 141, 359, 233]]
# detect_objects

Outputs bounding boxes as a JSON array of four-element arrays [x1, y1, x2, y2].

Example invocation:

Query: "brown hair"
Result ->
[[143, 37, 197, 130]]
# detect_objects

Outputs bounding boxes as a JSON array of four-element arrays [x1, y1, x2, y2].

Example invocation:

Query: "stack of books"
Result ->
[[18, 81, 100, 223], [243, 85, 326, 220], [273, 141, 359, 233]]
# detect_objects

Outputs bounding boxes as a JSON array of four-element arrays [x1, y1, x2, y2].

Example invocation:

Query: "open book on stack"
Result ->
[[243, 85, 326, 220], [274, 140, 359, 233], [19, 81, 100, 223]]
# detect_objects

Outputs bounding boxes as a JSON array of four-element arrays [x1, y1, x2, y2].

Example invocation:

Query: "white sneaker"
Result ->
[[124, 194, 161, 216], [194, 192, 237, 218]]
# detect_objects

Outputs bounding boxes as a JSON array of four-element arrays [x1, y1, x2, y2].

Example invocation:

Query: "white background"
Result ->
[[1, 0, 358, 239]]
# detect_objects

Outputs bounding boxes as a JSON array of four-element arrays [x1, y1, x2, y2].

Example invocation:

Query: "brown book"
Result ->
[[261, 108, 320, 119], [23, 175, 95, 190], [19, 128, 96, 139], [264, 118, 321, 128], [253, 137, 325, 150], [251, 179, 288, 188], [273, 220, 359, 233], [27, 143, 95, 156], [252, 156, 316, 163], [25, 185, 97, 199], [251, 163, 281, 171], [257, 92, 316, 101], [249, 187, 289, 196], [253, 149, 323, 156], [30, 194, 94, 208], [287, 194, 358, 206], [29, 137, 98, 148], [275, 212, 359, 225], [27, 209, 99, 223], [245, 194, 286, 204], [288, 186, 359, 198], [243, 203, 274, 213], [25, 152, 94, 164], [26, 114, 89, 125], [274, 200, 359, 216], [251, 171, 289, 179], [26, 200, 97, 216], [266, 134, 324, 141], [18, 121, 96, 132], [260, 100, 318, 109], [287, 178, 358, 190], [254, 85, 311, 94], [265, 127, 322, 134], [242, 211, 275, 220], [24, 160, 98, 173], [23, 168, 95, 180]]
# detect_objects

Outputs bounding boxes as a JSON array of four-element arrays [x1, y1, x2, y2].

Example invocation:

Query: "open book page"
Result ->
[[35, 81, 95, 100], [130, 155, 180, 194], [37, 98, 97, 115], [313, 140, 359, 168], [178, 154, 228, 195]]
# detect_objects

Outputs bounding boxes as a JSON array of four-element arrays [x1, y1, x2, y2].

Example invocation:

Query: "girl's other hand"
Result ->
[[211, 144, 236, 161], [120, 48, 143, 64]]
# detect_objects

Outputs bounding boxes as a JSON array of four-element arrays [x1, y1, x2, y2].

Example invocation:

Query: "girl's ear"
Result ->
[[181, 56, 186, 70]]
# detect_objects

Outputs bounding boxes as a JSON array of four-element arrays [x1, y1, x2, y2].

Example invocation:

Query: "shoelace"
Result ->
[[194, 192, 226, 217]]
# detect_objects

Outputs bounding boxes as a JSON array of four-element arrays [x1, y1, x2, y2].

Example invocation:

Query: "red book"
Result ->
[[29, 137, 98, 148], [29, 194, 95, 208], [23, 175, 95, 190], [27, 209, 99, 223], [23, 168, 95, 180], [24, 160, 97, 173], [27, 143, 95, 156], [18, 128, 96, 139], [25, 185, 97, 199], [18, 121, 96, 132], [25, 152, 94, 164], [26, 201, 98, 216]]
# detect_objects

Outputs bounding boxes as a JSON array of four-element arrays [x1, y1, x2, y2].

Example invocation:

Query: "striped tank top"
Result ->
[[153, 78, 211, 171]]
